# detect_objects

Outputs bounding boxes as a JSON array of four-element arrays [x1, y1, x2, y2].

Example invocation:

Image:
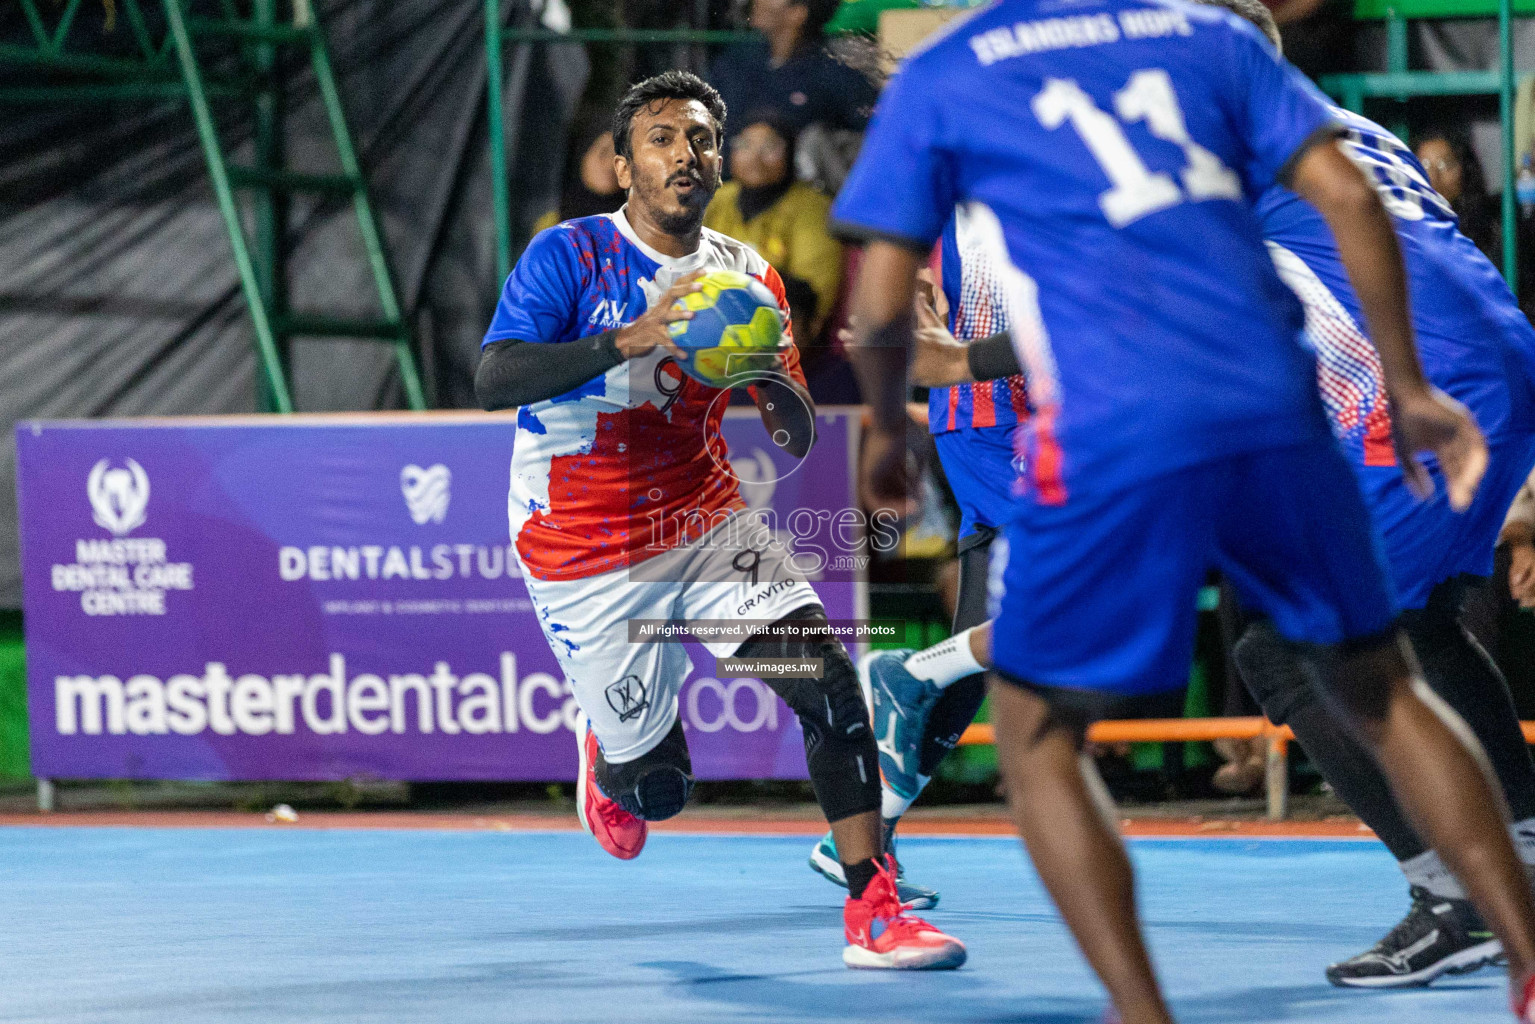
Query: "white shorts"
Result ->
[[518, 509, 819, 762]]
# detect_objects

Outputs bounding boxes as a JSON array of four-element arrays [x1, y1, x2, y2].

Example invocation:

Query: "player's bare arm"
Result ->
[[843, 274, 1021, 391], [847, 240, 923, 518], [1288, 140, 1488, 510], [906, 276, 971, 389]]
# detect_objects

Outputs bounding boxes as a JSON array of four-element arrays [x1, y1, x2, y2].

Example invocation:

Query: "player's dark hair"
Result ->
[[1189, 0, 1281, 49], [612, 71, 728, 161]]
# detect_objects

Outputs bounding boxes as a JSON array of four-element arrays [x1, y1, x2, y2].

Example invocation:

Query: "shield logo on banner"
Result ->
[[605, 675, 649, 723], [86, 458, 149, 537], [400, 464, 451, 524]]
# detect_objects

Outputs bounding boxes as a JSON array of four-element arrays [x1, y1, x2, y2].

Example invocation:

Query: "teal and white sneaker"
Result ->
[[860, 649, 941, 804], [808, 828, 940, 910]]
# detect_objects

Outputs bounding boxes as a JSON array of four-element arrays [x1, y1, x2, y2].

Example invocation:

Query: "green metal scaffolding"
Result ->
[[0, 0, 428, 412], [1319, 0, 1520, 286], [7, 3, 1528, 406]]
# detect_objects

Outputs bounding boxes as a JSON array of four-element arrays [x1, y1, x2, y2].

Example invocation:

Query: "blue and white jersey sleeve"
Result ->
[[1220, 20, 1340, 194], [483, 226, 586, 348], [829, 66, 956, 250]]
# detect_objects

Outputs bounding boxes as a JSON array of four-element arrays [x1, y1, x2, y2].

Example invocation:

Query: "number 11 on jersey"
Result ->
[[1034, 69, 1243, 228]]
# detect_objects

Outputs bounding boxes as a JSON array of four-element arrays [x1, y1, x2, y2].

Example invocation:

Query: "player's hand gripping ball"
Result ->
[[667, 270, 788, 388]]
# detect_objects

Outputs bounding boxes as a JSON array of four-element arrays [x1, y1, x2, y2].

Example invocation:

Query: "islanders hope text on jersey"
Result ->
[[832, 0, 1339, 504]]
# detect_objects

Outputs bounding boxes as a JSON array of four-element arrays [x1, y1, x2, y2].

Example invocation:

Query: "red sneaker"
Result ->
[[843, 855, 966, 970], [1514, 972, 1535, 1023], [576, 715, 646, 860]]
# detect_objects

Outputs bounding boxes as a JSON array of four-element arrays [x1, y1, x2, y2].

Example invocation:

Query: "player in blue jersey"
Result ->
[[1205, 0, 1535, 989], [881, 0, 1535, 989], [808, 215, 1025, 911], [831, 2, 1535, 1021]]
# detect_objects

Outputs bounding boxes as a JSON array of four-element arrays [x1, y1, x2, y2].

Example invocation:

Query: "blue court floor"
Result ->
[[0, 826, 1516, 1023]]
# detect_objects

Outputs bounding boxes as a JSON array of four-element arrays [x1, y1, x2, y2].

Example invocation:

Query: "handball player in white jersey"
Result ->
[[476, 71, 964, 971]]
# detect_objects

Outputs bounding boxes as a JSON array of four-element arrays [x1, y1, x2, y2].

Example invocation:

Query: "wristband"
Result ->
[[966, 332, 1021, 382]]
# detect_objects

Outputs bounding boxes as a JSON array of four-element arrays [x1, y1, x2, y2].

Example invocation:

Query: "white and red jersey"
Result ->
[[483, 206, 804, 581]]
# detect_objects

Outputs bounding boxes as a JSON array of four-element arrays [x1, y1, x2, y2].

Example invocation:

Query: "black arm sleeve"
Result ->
[[475, 332, 624, 411], [966, 331, 1022, 383]]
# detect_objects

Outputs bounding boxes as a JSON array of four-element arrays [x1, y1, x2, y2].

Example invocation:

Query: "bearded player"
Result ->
[[475, 71, 964, 971]]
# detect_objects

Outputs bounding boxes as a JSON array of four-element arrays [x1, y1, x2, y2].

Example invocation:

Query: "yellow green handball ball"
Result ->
[[667, 270, 787, 388]]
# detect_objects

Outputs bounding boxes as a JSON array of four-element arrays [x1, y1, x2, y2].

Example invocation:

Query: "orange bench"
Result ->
[[958, 719, 1535, 822]]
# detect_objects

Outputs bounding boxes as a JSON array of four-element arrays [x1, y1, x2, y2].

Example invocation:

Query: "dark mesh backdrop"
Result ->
[[0, 0, 588, 606]]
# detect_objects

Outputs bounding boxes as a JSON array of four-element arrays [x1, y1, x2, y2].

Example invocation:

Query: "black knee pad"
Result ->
[[1236, 619, 1404, 728], [738, 604, 880, 823], [1232, 621, 1315, 726], [595, 718, 694, 822]]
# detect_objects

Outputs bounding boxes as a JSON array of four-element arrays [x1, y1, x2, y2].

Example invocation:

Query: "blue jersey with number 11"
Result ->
[[832, 0, 1340, 503]]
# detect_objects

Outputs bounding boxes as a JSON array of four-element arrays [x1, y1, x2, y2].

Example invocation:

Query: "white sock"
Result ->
[[904, 628, 986, 690], [1401, 849, 1467, 900], [1511, 817, 1535, 866], [881, 775, 930, 820]]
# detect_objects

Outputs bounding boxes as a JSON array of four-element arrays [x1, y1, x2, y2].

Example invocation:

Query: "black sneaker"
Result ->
[[1325, 886, 1501, 988]]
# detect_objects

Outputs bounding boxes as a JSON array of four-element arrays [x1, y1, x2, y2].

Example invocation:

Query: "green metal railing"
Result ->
[[487, 9, 1527, 290], [1320, 0, 1520, 286], [0, 0, 428, 412]]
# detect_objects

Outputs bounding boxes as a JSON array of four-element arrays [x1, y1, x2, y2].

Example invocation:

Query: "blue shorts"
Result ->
[[934, 425, 1021, 546], [991, 439, 1399, 704], [1359, 433, 1535, 609]]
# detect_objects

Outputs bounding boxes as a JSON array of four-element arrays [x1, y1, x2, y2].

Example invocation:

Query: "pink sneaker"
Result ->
[[576, 715, 646, 860], [843, 855, 966, 969], [1514, 972, 1535, 1023]]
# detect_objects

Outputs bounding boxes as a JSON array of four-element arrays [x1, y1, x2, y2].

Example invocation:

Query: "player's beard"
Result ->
[[634, 167, 717, 238]]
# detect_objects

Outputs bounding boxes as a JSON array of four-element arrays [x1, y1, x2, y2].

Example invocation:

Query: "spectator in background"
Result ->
[[709, 0, 878, 190], [1416, 128, 1501, 264], [532, 121, 625, 235], [704, 112, 842, 340]]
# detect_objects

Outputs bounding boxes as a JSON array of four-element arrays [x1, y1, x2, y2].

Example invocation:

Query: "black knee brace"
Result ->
[[737, 604, 881, 823], [1232, 620, 1315, 726], [594, 718, 694, 822], [1234, 619, 1427, 862], [1404, 577, 1535, 823]]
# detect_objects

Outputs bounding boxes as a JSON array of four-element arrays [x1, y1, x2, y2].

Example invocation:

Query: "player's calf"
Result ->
[[737, 604, 881, 826], [1309, 632, 1535, 988]]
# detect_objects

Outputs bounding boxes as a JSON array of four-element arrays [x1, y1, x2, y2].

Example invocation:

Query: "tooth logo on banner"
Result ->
[[87, 459, 149, 536], [400, 464, 451, 525]]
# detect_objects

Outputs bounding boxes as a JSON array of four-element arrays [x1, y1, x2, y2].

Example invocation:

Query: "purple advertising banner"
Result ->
[[16, 409, 865, 781]]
